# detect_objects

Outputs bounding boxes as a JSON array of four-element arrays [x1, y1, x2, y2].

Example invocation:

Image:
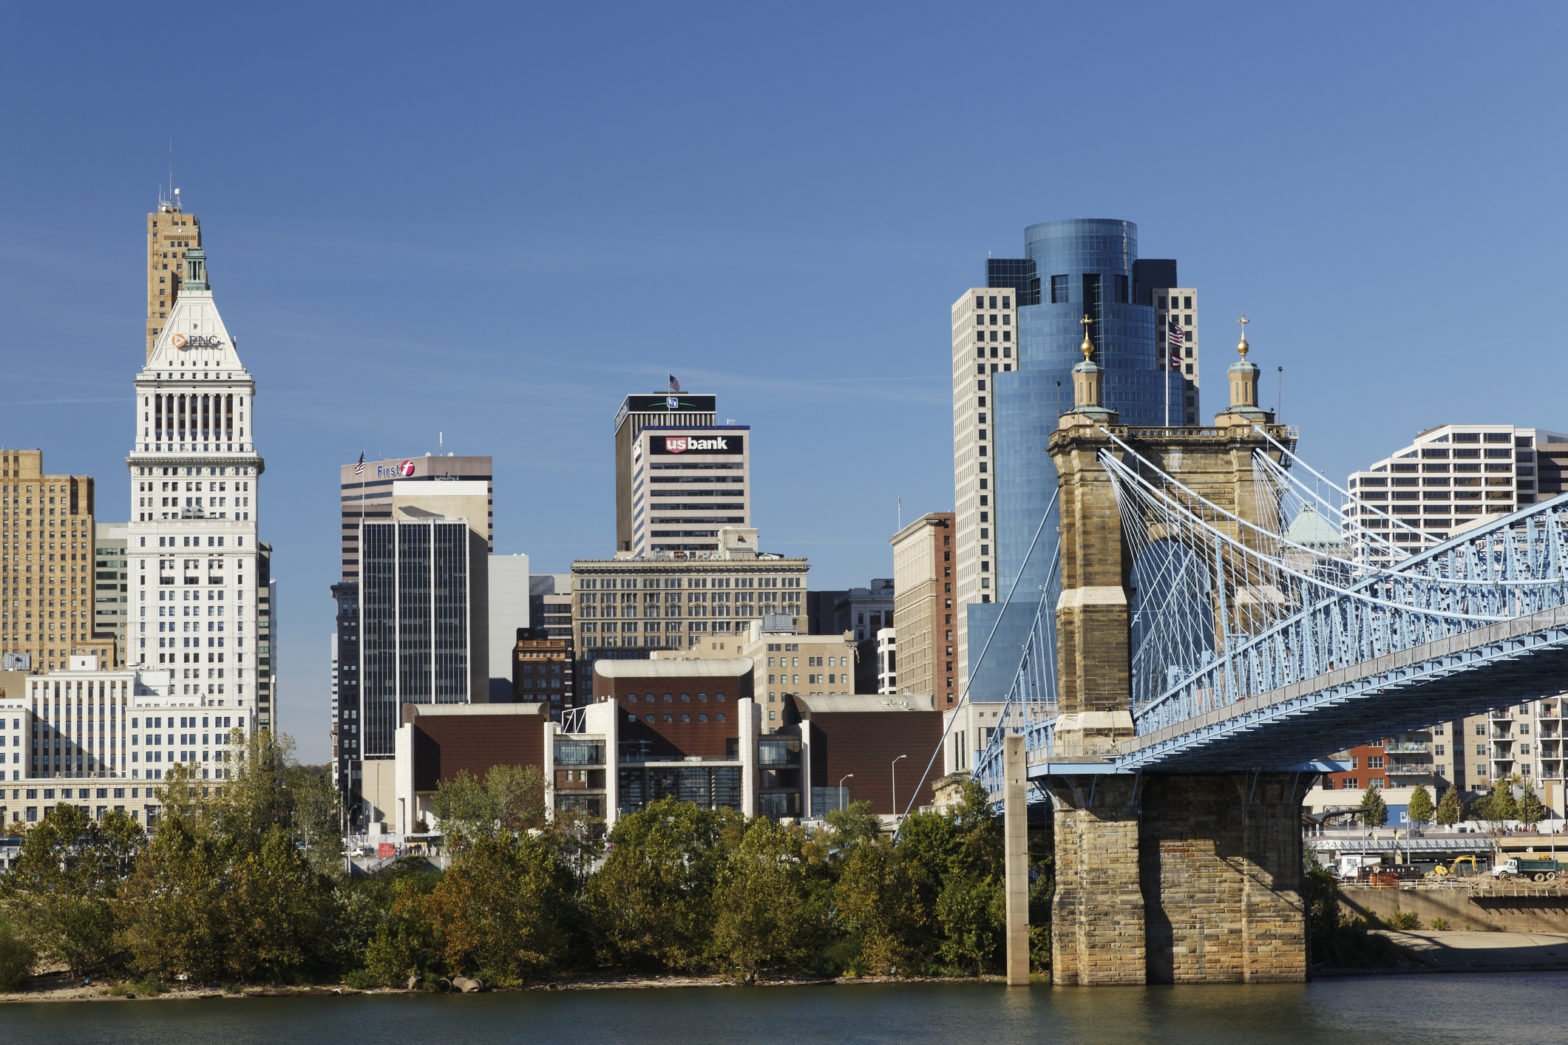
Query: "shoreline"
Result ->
[[7, 932, 1568, 1004]]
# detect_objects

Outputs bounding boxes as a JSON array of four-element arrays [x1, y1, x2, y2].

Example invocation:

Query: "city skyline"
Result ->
[[5, 5, 1567, 762]]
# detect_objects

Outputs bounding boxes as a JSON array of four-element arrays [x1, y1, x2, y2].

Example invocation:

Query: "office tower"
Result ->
[[953, 219, 1193, 702], [338, 455, 492, 583], [128, 243, 266, 719], [529, 573, 573, 643], [92, 521, 129, 666], [890, 512, 957, 708], [511, 628, 573, 709], [613, 391, 718, 552], [347, 479, 490, 829], [630, 424, 751, 558], [488, 554, 531, 700], [146, 191, 202, 360], [0, 233, 268, 826], [0, 450, 112, 673], [1343, 424, 1568, 810]]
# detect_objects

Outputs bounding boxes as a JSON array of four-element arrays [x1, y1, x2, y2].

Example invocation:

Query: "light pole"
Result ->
[[891, 754, 907, 822], [839, 773, 854, 813]]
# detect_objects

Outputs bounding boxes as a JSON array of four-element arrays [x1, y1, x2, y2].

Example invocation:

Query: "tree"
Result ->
[[423, 833, 575, 984], [1518, 781, 1547, 831], [1436, 785, 1462, 826], [832, 835, 923, 975], [430, 764, 546, 846], [1406, 785, 1435, 828], [1357, 786, 1388, 828], [3, 804, 142, 977], [584, 798, 743, 972], [1479, 783, 1517, 831], [822, 800, 881, 854], [711, 818, 813, 982], [0, 914, 35, 991]]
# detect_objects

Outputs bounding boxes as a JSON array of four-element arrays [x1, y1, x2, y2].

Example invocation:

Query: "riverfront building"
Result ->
[[890, 512, 957, 709]]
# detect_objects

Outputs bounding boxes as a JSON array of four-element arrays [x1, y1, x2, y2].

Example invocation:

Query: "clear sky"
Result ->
[[4, 3, 1566, 762]]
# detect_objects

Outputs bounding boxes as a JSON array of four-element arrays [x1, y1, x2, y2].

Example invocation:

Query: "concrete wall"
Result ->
[[1340, 885, 1568, 933]]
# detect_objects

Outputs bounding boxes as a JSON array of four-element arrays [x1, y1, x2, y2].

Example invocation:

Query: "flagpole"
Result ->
[[1164, 318, 1171, 428]]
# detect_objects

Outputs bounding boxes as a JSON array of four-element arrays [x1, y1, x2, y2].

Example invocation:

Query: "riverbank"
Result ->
[[1315, 929, 1568, 976]]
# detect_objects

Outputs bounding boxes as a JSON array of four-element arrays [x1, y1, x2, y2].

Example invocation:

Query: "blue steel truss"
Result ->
[[973, 440, 1568, 794]]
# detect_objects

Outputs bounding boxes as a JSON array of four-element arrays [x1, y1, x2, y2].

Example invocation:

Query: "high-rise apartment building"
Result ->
[[954, 219, 1194, 701], [890, 512, 957, 708], [613, 391, 718, 552], [0, 450, 111, 673], [146, 192, 201, 360], [1343, 423, 1568, 812]]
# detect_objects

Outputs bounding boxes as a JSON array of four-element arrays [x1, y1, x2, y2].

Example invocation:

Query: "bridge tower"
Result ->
[[1039, 320, 1310, 984]]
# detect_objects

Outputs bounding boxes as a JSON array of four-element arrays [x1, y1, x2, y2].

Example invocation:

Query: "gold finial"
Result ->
[[1080, 314, 1094, 361], [1236, 314, 1250, 359]]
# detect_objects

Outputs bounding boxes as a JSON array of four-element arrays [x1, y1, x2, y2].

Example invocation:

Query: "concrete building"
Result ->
[[92, 521, 129, 667], [145, 191, 201, 360], [953, 220, 1195, 701], [876, 628, 896, 695], [630, 424, 751, 558], [613, 391, 717, 553], [890, 512, 957, 709], [1339, 423, 1568, 814], [338, 455, 492, 583], [487, 554, 530, 701], [0, 233, 270, 826], [570, 527, 808, 698], [0, 450, 111, 675], [529, 573, 573, 643], [791, 692, 942, 818], [653, 617, 856, 732]]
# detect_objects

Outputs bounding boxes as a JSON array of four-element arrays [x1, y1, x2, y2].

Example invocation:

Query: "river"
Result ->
[[5, 974, 1564, 1044]]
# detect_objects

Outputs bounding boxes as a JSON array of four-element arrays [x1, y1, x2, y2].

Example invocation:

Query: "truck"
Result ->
[[1491, 857, 1568, 881]]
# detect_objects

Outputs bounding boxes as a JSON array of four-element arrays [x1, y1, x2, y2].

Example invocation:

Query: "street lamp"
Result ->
[[839, 773, 854, 813], [891, 754, 907, 822]]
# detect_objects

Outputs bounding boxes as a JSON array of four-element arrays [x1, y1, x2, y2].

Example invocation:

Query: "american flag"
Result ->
[[668, 374, 681, 393], [1167, 318, 1185, 370], [354, 451, 365, 475]]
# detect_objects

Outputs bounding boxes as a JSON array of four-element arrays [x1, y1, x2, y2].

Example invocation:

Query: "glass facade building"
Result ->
[[967, 219, 1184, 701], [360, 519, 472, 757]]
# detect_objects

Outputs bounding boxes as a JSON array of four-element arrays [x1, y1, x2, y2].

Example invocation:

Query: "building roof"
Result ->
[[1284, 503, 1344, 549], [594, 658, 754, 679], [794, 693, 936, 715], [402, 702, 547, 723]]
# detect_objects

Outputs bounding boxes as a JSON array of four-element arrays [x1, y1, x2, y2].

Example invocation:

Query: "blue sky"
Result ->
[[4, 3, 1566, 762]]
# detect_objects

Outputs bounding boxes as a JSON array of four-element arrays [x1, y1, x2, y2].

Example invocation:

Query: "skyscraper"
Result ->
[[953, 219, 1195, 703], [146, 191, 202, 361], [630, 424, 751, 558], [613, 391, 718, 552], [338, 455, 492, 583], [0, 450, 112, 674]]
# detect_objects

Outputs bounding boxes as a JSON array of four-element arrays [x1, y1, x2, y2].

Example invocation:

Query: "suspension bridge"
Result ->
[[970, 334, 1568, 986]]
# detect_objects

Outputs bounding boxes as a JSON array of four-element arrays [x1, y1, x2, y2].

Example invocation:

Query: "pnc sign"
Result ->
[[171, 333, 224, 350], [653, 434, 744, 455]]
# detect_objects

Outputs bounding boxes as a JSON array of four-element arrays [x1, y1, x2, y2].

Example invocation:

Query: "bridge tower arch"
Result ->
[[1035, 321, 1311, 984]]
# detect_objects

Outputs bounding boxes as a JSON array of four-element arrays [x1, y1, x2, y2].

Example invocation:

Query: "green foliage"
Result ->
[[935, 873, 1003, 975], [429, 765, 546, 847], [1388, 910, 1419, 930], [1027, 842, 1054, 973], [822, 801, 881, 853], [1429, 917, 1450, 931], [423, 833, 576, 984], [584, 798, 743, 972], [0, 914, 36, 990], [361, 875, 441, 987], [1436, 786, 1462, 826], [1357, 786, 1388, 828], [1478, 783, 1518, 828], [1406, 785, 1434, 827], [832, 835, 923, 974], [3, 804, 142, 977], [710, 818, 814, 982], [1517, 781, 1546, 831], [1301, 861, 1400, 968]]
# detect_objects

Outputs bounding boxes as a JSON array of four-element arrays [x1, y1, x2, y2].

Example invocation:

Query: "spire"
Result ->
[[1079, 313, 1094, 361], [183, 248, 208, 291], [1062, 314, 1117, 426], [1216, 314, 1271, 427]]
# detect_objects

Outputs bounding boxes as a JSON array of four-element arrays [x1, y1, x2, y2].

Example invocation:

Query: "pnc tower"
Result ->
[[128, 245, 268, 729]]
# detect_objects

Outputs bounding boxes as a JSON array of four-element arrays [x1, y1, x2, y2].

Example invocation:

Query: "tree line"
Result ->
[[1353, 779, 1549, 830], [0, 733, 1051, 990]]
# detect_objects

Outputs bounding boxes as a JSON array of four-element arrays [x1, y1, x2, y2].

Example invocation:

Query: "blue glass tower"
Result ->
[[966, 219, 1183, 701]]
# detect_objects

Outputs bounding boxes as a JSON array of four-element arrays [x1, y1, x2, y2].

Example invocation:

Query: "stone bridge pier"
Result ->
[[1010, 325, 1309, 984]]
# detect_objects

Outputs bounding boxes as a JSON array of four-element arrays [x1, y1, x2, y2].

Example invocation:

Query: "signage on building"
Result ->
[[615, 394, 717, 431], [651, 434, 744, 455], [374, 460, 419, 479], [171, 333, 224, 350]]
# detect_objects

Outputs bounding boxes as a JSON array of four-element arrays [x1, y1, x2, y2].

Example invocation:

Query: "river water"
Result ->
[[5, 974, 1564, 1044]]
